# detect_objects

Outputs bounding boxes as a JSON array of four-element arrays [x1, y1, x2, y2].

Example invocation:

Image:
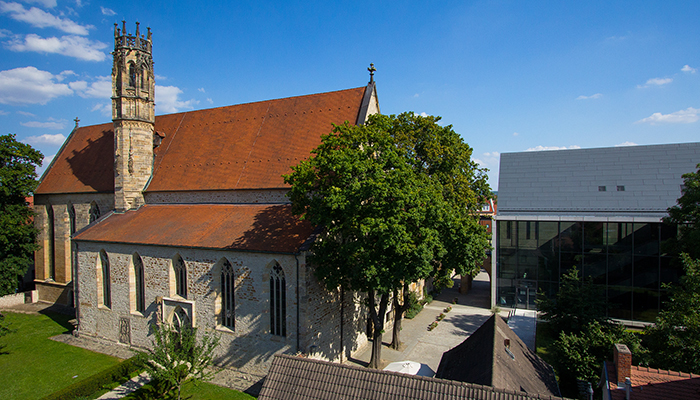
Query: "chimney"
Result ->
[[614, 343, 632, 388]]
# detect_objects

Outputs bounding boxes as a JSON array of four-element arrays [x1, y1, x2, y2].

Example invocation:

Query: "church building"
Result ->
[[33, 22, 379, 373]]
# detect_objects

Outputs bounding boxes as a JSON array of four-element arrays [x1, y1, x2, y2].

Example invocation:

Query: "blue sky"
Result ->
[[1, 1, 698, 189]]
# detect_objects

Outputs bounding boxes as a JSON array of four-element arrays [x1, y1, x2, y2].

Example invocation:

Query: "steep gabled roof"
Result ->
[[436, 314, 560, 397], [258, 354, 571, 400], [72, 204, 314, 253], [36, 86, 368, 195]]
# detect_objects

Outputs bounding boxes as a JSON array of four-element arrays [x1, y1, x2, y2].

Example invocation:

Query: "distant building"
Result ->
[[600, 343, 700, 400], [493, 143, 700, 322]]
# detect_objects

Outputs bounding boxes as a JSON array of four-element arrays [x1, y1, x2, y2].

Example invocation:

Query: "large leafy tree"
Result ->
[[0, 134, 42, 296], [664, 163, 700, 259], [644, 254, 700, 374], [284, 113, 490, 368]]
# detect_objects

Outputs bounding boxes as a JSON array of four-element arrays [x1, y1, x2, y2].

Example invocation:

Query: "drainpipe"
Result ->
[[340, 287, 345, 362], [625, 377, 631, 399], [294, 252, 300, 354]]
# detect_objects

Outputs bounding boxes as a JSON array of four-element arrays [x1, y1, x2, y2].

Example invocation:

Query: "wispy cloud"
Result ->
[[637, 77, 672, 88], [100, 6, 115, 16], [681, 65, 697, 73], [615, 141, 637, 147], [0, 66, 72, 105], [16, 110, 35, 116], [91, 102, 111, 117], [0, 1, 92, 35], [156, 85, 198, 113], [7, 33, 108, 61], [197, 87, 205, 93], [636, 107, 699, 124], [473, 151, 500, 171], [22, 0, 57, 8], [22, 121, 65, 130], [526, 145, 581, 152], [70, 76, 111, 98], [206, 98, 213, 104], [512, 132, 519, 137], [576, 93, 602, 100], [24, 133, 66, 145], [0, 109, 8, 115]]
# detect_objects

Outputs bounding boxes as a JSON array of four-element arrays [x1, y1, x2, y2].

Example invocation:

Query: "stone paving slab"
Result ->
[[97, 372, 150, 400], [507, 309, 537, 350]]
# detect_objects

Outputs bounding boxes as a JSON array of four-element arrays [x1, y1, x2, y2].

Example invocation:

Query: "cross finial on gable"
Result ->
[[74, 117, 80, 128], [368, 63, 376, 84]]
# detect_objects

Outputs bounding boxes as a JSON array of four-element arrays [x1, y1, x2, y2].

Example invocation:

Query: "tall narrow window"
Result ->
[[89, 202, 100, 223], [221, 259, 234, 329], [134, 253, 145, 313], [270, 262, 286, 337], [68, 203, 76, 234], [173, 255, 187, 298], [100, 250, 111, 308], [129, 63, 137, 87], [47, 204, 55, 280]]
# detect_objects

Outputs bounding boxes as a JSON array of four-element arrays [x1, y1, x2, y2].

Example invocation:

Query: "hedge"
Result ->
[[40, 356, 143, 400]]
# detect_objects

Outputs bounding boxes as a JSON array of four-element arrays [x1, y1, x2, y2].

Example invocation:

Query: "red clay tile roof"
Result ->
[[259, 354, 573, 400], [36, 87, 367, 195], [72, 204, 314, 253], [35, 123, 114, 194], [607, 364, 700, 400]]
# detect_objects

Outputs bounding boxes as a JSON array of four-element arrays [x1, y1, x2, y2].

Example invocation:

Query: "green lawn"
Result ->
[[124, 380, 257, 399], [0, 311, 121, 400]]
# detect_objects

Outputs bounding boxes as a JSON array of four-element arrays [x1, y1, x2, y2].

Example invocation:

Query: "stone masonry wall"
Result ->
[[144, 189, 290, 205], [76, 242, 363, 374]]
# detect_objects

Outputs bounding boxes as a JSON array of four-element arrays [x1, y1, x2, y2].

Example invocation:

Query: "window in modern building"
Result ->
[[270, 262, 286, 336], [221, 259, 235, 329]]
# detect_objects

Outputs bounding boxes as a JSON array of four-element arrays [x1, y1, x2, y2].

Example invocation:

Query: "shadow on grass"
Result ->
[[38, 305, 76, 334]]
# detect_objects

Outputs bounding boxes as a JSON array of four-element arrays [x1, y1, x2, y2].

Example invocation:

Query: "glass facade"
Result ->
[[496, 220, 676, 322]]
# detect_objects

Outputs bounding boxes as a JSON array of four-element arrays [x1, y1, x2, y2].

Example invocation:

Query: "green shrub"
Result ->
[[405, 291, 422, 319], [40, 357, 142, 400]]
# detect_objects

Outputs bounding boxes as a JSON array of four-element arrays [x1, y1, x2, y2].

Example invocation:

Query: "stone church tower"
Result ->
[[112, 21, 155, 211]]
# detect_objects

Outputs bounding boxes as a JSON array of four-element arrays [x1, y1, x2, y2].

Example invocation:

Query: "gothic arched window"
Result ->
[[99, 250, 111, 308], [68, 203, 76, 234], [46, 204, 55, 280], [173, 255, 187, 298], [221, 259, 234, 329], [128, 63, 137, 87], [89, 202, 100, 223], [270, 262, 286, 337], [141, 66, 147, 90], [134, 253, 145, 313]]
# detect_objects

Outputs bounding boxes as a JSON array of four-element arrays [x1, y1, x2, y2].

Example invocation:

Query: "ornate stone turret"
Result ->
[[112, 21, 155, 211]]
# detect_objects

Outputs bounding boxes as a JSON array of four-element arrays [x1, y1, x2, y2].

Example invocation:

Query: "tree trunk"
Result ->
[[390, 283, 410, 350], [367, 289, 389, 369]]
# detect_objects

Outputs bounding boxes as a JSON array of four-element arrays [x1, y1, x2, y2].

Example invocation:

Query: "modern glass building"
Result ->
[[493, 142, 700, 322]]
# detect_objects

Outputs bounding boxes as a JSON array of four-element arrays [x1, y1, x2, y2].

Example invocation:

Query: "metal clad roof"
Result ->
[[72, 204, 314, 252], [497, 142, 700, 218]]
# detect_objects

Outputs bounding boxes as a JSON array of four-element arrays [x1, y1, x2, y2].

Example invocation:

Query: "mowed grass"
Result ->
[[125, 380, 257, 400], [0, 311, 121, 400]]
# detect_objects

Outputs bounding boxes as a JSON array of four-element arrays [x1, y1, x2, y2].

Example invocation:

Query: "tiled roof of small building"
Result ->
[[72, 204, 314, 253], [436, 315, 561, 397], [258, 354, 571, 400], [36, 86, 367, 194], [606, 364, 700, 400]]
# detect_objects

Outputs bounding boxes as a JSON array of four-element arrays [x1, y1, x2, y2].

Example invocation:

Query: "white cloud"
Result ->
[[0, 2, 92, 35], [7, 33, 108, 61], [24, 133, 66, 145], [576, 93, 602, 100], [72, 76, 110, 98], [413, 93, 419, 98], [156, 85, 198, 113], [16, 110, 34, 116], [638, 77, 672, 88], [206, 98, 213, 104], [526, 145, 581, 152], [0, 66, 72, 105], [474, 151, 500, 170], [154, 74, 167, 81], [0, 28, 12, 37], [91, 102, 111, 117], [21, 0, 57, 8], [412, 111, 429, 117], [100, 6, 115, 16], [36, 152, 55, 176], [681, 65, 697, 73], [20, 121, 66, 131], [615, 141, 637, 147], [512, 132, 519, 136], [0, 109, 8, 115], [636, 107, 699, 124], [198, 87, 205, 93]]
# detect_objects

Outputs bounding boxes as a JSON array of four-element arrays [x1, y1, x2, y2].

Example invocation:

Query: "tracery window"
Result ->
[[173, 255, 187, 298], [270, 262, 286, 337], [89, 202, 100, 223], [100, 250, 111, 308], [134, 253, 145, 313], [221, 259, 234, 329]]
